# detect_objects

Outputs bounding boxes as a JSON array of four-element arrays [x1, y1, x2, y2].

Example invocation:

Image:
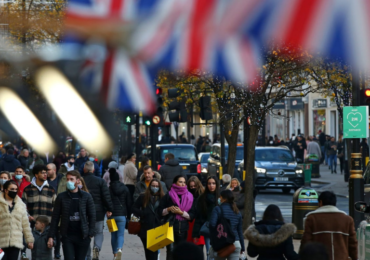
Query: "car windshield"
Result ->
[[200, 154, 210, 163], [160, 147, 197, 161], [255, 149, 294, 162], [224, 147, 244, 160]]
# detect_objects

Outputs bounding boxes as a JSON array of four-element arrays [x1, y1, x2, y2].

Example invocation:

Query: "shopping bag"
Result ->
[[0, 248, 4, 260], [106, 218, 118, 232], [146, 222, 174, 252]]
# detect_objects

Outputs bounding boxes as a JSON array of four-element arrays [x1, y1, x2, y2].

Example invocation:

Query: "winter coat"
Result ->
[[58, 163, 75, 175], [57, 173, 67, 195], [32, 226, 54, 260], [306, 141, 322, 158], [13, 176, 31, 199], [83, 172, 114, 221], [123, 161, 137, 186], [327, 141, 338, 156], [103, 169, 124, 187], [109, 181, 133, 217], [0, 193, 34, 249], [158, 159, 184, 190], [48, 189, 96, 239], [245, 220, 298, 260], [319, 133, 326, 146], [301, 205, 357, 260], [294, 139, 307, 157], [18, 155, 30, 170], [192, 193, 217, 238], [74, 156, 88, 171], [209, 203, 245, 252], [79, 160, 101, 177], [133, 171, 168, 201], [0, 154, 21, 172]]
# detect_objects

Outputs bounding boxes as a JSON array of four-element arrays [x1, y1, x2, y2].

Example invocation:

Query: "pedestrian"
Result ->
[[137, 156, 149, 182], [158, 153, 184, 190], [301, 191, 357, 260], [173, 242, 204, 260], [53, 151, 66, 172], [226, 178, 241, 191], [0, 180, 34, 260], [108, 168, 133, 260], [46, 163, 64, 192], [202, 141, 212, 152], [337, 135, 345, 174], [12, 166, 31, 198], [273, 135, 280, 146], [79, 153, 101, 177], [74, 148, 88, 170], [324, 135, 331, 166], [306, 136, 322, 159], [83, 161, 114, 260], [58, 156, 75, 174], [328, 137, 338, 173], [192, 176, 219, 259], [132, 178, 165, 260], [208, 190, 245, 260], [190, 135, 196, 146], [245, 204, 298, 260], [103, 161, 124, 187], [133, 165, 167, 201], [187, 176, 204, 200], [32, 215, 54, 260], [18, 149, 30, 171], [28, 151, 45, 177], [294, 135, 306, 162], [123, 153, 138, 198], [235, 181, 256, 219], [118, 156, 126, 178], [0, 171, 11, 192], [76, 176, 89, 192], [319, 132, 326, 164], [47, 170, 96, 260], [0, 149, 21, 172], [299, 242, 329, 260], [159, 175, 196, 260], [220, 174, 231, 192]]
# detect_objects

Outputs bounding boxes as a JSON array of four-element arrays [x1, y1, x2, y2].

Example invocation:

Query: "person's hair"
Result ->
[[220, 190, 239, 214], [33, 164, 48, 176], [172, 175, 186, 184], [198, 176, 220, 217], [80, 148, 85, 151], [109, 168, 119, 182], [47, 163, 56, 170], [21, 149, 29, 155], [143, 165, 152, 172], [143, 178, 164, 207], [0, 171, 11, 181], [226, 178, 241, 190], [77, 176, 89, 193], [222, 174, 231, 183], [318, 191, 336, 206], [7, 149, 14, 155], [3, 180, 18, 191], [120, 156, 127, 165], [127, 153, 136, 161], [173, 241, 204, 260], [187, 176, 204, 196], [299, 242, 329, 260], [89, 153, 96, 158], [262, 204, 284, 222], [139, 157, 149, 171], [66, 170, 82, 180], [165, 153, 174, 160], [15, 166, 25, 172], [36, 215, 50, 226], [84, 161, 95, 172]]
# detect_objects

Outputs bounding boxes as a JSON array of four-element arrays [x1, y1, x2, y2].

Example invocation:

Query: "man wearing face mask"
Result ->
[[133, 166, 168, 201], [79, 153, 101, 177], [13, 166, 31, 198], [48, 170, 96, 260], [58, 156, 75, 174]]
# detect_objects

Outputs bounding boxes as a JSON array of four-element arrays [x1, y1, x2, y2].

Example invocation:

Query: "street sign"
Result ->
[[153, 115, 161, 125], [343, 106, 369, 139]]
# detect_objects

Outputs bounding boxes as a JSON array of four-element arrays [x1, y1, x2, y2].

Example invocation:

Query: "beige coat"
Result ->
[[0, 192, 34, 249], [123, 161, 137, 185]]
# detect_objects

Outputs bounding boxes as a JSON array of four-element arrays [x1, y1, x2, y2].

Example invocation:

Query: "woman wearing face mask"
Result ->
[[0, 180, 34, 259], [158, 175, 196, 259], [76, 176, 89, 192], [192, 176, 219, 260], [0, 171, 11, 192], [132, 178, 165, 260], [123, 153, 137, 199], [108, 169, 133, 260]]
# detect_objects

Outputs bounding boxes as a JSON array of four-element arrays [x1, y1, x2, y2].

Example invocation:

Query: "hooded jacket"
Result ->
[[0, 154, 21, 172], [245, 220, 298, 260], [158, 159, 184, 189], [133, 171, 168, 201]]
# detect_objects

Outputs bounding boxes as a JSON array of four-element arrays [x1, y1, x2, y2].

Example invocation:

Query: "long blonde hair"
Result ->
[[226, 178, 241, 190], [77, 176, 89, 193], [187, 176, 205, 196]]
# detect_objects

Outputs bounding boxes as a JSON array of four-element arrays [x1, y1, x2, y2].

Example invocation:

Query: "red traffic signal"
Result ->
[[156, 88, 162, 95]]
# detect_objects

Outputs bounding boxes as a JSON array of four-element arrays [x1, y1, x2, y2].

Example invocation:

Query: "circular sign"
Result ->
[[153, 115, 160, 125]]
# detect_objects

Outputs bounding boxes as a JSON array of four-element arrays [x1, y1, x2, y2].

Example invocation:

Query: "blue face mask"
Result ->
[[89, 157, 95, 162], [15, 174, 23, 180], [218, 198, 222, 205], [66, 181, 76, 190], [151, 187, 159, 194]]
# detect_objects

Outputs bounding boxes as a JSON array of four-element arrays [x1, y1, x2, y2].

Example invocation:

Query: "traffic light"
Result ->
[[125, 113, 134, 125], [199, 96, 212, 120], [155, 88, 165, 126], [361, 89, 370, 106], [144, 116, 151, 126], [167, 88, 188, 122]]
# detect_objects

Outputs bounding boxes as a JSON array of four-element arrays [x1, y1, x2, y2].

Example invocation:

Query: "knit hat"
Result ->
[[108, 161, 118, 169], [109, 168, 119, 182]]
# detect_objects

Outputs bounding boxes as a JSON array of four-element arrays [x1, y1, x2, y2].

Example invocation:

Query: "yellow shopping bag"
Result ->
[[146, 222, 174, 252], [106, 218, 118, 232]]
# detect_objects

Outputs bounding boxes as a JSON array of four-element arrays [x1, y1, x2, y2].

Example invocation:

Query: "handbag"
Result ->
[[217, 244, 236, 258], [210, 206, 236, 251], [128, 214, 141, 235], [147, 222, 174, 252], [200, 221, 210, 237], [106, 218, 118, 232]]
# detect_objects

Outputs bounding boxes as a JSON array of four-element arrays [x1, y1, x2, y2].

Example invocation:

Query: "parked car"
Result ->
[[198, 152, 210, 179], [207, 143, 244, 180], [147, 144, 201, 180], [238, 146, 304, 194]]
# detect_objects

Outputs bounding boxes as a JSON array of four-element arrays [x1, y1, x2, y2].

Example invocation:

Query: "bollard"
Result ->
[[243, 170, 246, 181], [219, 166, 223, 181], [349, 153, 365, 229]]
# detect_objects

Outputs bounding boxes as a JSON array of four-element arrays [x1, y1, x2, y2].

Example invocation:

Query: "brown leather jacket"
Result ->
[[301, 205, 357, 260]]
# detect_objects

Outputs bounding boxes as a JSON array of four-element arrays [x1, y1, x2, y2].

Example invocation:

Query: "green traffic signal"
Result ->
[[145, 120, 151, 126], [126, 116, 132, 123]]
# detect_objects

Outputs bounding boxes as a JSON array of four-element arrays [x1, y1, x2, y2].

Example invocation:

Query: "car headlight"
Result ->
[[256, 167, 266, 174], [296, 169, 303, 176], [202, 168, 207, 173]]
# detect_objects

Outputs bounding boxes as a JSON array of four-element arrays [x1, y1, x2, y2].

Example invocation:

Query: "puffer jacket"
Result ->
[[48, 189, 96, 239], [0, 193, 34, 249], [32, 225, 54, 260], [158, 159, 184, 189], [83, 172, 114, 221], [109, 181, 133, 217], [133, 171, 168, 201], [245, 220, 298, 260], [0, 154, 21, 172]]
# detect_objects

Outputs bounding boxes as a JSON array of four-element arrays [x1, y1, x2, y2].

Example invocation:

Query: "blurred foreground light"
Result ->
[[35, 66, 113, 154], [0, 88, 56, 153]]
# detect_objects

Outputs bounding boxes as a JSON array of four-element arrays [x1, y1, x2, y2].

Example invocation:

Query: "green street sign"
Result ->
[[343, 106, 369, 139]]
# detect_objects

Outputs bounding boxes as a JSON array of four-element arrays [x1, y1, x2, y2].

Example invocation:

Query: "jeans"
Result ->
[[166, 231, 188, 260], [205, 237, 211, 260], [325, 152, 329, 165], [329, 154, 337, 171], [140, 236, 159, 260], [111, 216, 126, 254], [86, 220, 104, 260], [2, 247, 20, 260], [209, 241, 241, 260], [62, 235, 91, 260]]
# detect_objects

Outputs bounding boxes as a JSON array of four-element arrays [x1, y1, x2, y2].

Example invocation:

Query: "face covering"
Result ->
[[0, 179, 7, 185], [218, 198, 222, 205], [89, 157, 95, 162], [7, 190, 17, 199], [77, 184, 83, 189], [151, 187, 159, 194], [69, 161, 74, 166], [189, 188, 196, 195], [15, 174, 23, 180], [66, 181, 76, 190]]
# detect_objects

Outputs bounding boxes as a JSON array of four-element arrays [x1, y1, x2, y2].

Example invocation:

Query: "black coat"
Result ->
[[18, 156, 29, 170], [48, 189, 96, 239], [158, 159, 184, 190], [192, 193, 217, 238], [245, 220, 298, 260], [158, 193, 196, 234], [75, 156, 88, 171], [83, 172, 114, 221], [0, 154, 21, 172], [109, 181, 133, 217], [132, 194, 162, 238]]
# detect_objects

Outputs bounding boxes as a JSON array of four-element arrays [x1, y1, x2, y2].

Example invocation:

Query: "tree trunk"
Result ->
[[224, 128, 239, 177], [243, 125, 259, 231]]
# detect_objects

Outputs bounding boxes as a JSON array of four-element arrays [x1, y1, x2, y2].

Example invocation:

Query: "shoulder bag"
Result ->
[[210, 206, 236, 251]]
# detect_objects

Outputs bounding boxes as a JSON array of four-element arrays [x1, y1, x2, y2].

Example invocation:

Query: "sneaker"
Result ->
[[115, 249, 122, 260], [21, 252, 29, 260], [93, 247, 99, 260]]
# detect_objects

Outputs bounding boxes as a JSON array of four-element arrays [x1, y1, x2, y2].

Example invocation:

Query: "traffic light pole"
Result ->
[[150, 124, 157, 170]]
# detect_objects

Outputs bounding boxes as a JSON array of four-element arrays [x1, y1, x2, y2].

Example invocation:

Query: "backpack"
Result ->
[[210, 205, 236, 251]]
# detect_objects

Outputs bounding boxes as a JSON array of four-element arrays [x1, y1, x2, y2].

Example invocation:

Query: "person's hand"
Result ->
[[47, 238, 53, 248], [106, 211, 112, 218], [29, 216, 35, 222], [167, 206, 175, 213], [173, 207, 183, 215], [28, 242, 34, 249]]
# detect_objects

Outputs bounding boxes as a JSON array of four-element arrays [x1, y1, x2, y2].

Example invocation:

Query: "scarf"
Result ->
[[169, 184, 193, 220]]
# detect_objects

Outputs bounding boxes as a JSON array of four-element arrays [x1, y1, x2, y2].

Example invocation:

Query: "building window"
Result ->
[[313, 110, 326, 135]]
